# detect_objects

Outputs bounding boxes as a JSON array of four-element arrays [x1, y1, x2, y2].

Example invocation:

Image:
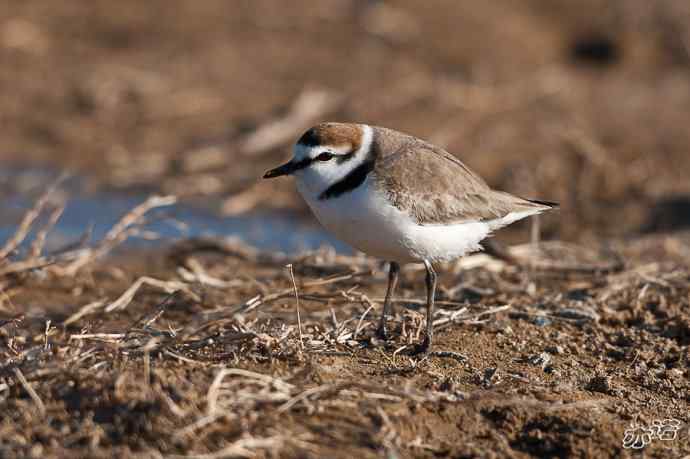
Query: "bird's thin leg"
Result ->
[[417, 259, 437, 353], [376, 261, 400, 340]]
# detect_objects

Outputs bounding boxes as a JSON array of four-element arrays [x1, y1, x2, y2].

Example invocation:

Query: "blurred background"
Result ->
[[2, 0, 690, 248]]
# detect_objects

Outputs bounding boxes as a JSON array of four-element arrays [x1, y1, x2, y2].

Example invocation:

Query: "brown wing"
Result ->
[[373, 139, 541, 225]]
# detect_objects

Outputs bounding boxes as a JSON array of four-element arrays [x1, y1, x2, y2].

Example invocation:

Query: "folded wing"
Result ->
[[373, 140, 554, 226]]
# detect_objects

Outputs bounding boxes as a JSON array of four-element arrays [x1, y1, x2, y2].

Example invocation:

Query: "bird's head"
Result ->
[[263, 122, 374, 195]]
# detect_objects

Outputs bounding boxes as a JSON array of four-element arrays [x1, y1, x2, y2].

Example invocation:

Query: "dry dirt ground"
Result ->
[[1, 234, 689, 458], [1, 1, 690, 457]]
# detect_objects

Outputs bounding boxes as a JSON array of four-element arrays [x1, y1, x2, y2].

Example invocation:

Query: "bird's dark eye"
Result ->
[[316, 152, 334, 162]]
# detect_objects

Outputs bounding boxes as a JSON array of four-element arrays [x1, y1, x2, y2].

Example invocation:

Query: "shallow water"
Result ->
[[0, 167, 349, 255]]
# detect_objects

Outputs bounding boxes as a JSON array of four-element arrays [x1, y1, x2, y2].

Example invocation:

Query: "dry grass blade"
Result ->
[[63, 299, 107, 326], [13, 368, 46, 417], [461, 241, 624, 274], [277, 384, 332, 413], [28, 202, 65, 259], [0, 257, 59, 277], [239, 88, 342, 156], [286, 264, 304, 353], [433, 304, 511, 329], [353, 299, 376, 339], [0, 174, 67, 262], [104, 276, 198, 312], [170, 436, 284, 459], [206, 368, 295, 416], [61, 195, 177, 275], [202, 268, 371, 320], [206, 369, 230, 416], [69, 333, 125, 343]]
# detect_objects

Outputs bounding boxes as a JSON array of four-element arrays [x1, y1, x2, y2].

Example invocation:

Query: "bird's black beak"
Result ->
[[263, 160, 298, 179]]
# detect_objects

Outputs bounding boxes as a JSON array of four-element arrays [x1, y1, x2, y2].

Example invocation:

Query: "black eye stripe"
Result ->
[[335, 151, 355, 164], [291, 157, 313, 171], [288, 154, 332, 171], [291, 149, 355, 170]]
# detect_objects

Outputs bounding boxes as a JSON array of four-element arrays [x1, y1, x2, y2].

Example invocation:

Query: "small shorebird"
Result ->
[[264, 123, 557, 352]]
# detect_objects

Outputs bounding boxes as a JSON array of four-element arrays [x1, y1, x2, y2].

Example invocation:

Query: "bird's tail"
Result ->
[[526, 198, 559, 209]]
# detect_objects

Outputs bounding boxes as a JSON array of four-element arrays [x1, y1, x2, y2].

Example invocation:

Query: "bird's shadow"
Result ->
[[638, 195, 690, 234]]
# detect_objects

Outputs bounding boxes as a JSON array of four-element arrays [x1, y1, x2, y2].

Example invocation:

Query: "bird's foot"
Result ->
[[409, 335, 432, 356], [375, 324, 390, 341]]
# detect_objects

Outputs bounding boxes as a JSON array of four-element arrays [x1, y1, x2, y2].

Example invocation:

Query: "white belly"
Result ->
[[297, 177, 491, 263]]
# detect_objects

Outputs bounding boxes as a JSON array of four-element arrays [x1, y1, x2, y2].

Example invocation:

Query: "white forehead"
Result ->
[[292, 124, 374, 162]]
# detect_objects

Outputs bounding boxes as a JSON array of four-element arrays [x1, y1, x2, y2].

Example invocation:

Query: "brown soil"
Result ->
[[1, 236, 690, 458], [1, 1, 690, 457]]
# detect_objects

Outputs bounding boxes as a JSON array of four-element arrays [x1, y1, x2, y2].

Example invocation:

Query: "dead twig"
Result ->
[[286, 264, 304, 353], [13, 368, 46, 417], [104, 276, 198, 313], [239, 88, 342, 157], [63, 300, 107, 326], [29, 202, 65, 259], [169, 436, 284, 459], [0, 174, 67, 262], [60, 195, 177, 275]]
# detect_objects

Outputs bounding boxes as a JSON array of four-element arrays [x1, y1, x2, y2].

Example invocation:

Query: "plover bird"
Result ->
[[264, 123, 557, 352]]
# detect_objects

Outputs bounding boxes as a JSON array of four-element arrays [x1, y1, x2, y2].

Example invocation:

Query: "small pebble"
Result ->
[[586, 375, 612, 394], [533, 316, 551, 327], [545, 345, 564, 355]]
